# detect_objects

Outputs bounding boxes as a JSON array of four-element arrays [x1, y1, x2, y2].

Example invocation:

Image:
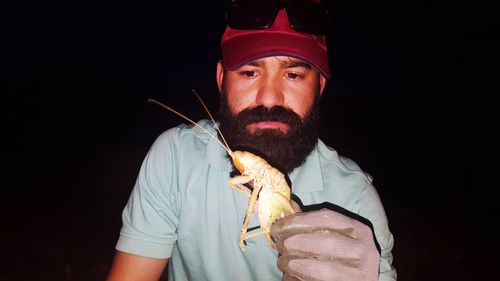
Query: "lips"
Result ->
[[247, 121, 289, 133], [255, 121, 285, 128]]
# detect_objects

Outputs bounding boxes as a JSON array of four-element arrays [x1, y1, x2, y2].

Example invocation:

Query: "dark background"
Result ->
[[2, 0, 499, 280]]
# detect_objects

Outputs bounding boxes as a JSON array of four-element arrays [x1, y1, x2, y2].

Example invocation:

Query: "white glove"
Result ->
[[270, 208, 381, 281]]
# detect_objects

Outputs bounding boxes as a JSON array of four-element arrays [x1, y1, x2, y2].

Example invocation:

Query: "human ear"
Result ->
[[319, 75, 327, 96], [216, 60, 224, 93]]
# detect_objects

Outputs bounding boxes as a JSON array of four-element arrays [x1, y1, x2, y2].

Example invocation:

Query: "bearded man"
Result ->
[[107, 1, 396, 280]]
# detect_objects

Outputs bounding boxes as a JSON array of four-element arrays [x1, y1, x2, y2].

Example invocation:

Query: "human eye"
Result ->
[[286, 71, 304, 80], [238, 70, 257, 78]]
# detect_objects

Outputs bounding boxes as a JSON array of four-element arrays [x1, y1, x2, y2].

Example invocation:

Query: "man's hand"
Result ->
[[270, 208, 380, 281]]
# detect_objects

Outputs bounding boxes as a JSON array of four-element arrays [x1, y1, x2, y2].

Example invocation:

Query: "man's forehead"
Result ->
[[245, 56, 312, 68]]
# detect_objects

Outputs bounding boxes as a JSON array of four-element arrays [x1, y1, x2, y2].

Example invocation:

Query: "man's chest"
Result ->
[[170, 172, 282, 280]]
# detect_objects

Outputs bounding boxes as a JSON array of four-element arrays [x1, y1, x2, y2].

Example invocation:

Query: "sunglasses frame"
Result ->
[[226, 0, 330, 36]]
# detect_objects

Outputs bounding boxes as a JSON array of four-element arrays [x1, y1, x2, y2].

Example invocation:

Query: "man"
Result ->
[[107, 0, 396, 280]]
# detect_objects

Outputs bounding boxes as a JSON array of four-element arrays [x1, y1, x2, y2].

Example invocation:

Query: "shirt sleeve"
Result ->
[[116, 128, 181, 259], [356, 184, 397, 281]]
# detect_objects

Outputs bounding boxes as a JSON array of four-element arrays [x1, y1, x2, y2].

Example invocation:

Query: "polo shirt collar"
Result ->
[[206, 129, 233, 172], [289, 144, 324, 193]]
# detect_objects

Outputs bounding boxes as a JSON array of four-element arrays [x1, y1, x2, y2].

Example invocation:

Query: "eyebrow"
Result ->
[[246, 60, 265, 67], [245, 59, 312, 69], [283, 59, 312, 69]]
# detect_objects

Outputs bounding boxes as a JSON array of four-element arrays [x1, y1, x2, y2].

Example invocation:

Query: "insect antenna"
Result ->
[[190, 89, 233, 155], [147, 97, 234, 158]]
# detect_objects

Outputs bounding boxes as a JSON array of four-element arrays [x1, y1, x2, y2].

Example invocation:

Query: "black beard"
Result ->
[[217, 91, 321, 175]]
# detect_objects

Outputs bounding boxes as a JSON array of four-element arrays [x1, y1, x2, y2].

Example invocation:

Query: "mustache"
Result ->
[[234, 106, 302, 126]]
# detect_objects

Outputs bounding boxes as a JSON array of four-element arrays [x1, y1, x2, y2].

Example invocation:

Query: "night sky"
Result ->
[[2, 1, 499, 280]]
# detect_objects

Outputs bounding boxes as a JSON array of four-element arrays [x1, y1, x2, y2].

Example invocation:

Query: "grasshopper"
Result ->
[[149, 90, 296, 251]]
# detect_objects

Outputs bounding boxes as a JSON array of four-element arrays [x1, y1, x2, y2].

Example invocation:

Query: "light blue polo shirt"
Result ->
[[116, 120, 396, 280]]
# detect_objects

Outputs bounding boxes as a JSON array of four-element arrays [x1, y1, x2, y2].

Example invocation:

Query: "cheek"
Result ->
[[224, 79, 256, 114], [286, 86, 317, 118], [227, 96, 245, 115]]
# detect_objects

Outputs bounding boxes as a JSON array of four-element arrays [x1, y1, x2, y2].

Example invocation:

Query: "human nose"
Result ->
[[255, 78, 284, 108]]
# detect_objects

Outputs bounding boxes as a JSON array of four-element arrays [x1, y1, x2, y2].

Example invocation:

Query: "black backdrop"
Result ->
[[2, 1, 499, 280]]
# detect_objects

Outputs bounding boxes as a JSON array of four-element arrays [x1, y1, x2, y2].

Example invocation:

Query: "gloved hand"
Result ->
[[270, 208, 380, 281]]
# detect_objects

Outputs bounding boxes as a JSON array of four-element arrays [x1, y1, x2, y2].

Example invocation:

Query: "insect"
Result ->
[[148, 90, 297, 251]]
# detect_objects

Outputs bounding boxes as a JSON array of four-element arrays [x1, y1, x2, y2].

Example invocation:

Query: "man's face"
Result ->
[[216, 56, 326, 174]]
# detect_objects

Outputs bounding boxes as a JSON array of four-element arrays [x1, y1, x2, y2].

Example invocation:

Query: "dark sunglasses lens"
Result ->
[[228, 1, 279, 30], [288, 1, 329, 35]]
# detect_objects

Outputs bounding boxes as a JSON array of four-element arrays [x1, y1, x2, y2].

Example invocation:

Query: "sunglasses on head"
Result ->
[[226, 0, 330, 36]]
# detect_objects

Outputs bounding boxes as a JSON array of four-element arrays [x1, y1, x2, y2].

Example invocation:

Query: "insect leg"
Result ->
[[228, 175, 253, 196], [239, 228, 276, 249], [239, 183, 263, 251]]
